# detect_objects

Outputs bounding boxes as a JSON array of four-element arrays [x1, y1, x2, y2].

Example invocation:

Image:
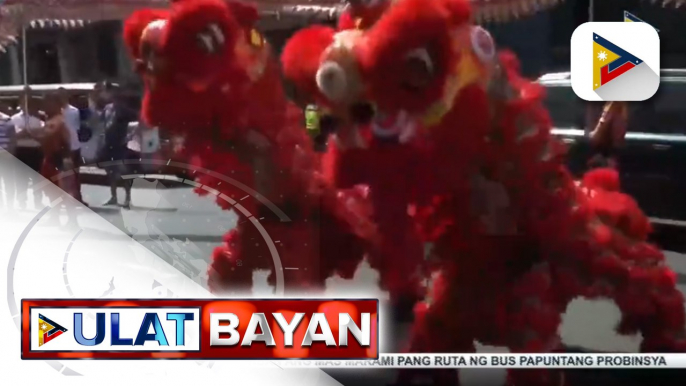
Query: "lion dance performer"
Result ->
[[281, 6, 437, 315], [289, 0, 390, 150], [284, 0, 686, 384], [353, 0, 686, 384], [123, 0, 375, 294]]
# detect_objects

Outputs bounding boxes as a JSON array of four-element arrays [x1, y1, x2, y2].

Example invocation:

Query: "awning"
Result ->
[[0, 1, 169, 50], [0, 18, 90, 47], [0, 1, 343, 50]]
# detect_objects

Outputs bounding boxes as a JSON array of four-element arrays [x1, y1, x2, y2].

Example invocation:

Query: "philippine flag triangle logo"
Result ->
[[592, 33, 643, 91], [38, 314, 67, 347], [624, 11, 659, 33]]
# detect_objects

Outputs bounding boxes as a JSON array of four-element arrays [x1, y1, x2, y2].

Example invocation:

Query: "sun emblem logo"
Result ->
[[597, 50, 608, 61]]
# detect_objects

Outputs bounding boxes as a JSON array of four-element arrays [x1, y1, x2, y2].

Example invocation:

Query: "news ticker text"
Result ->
[[246, 353, 677, 368]]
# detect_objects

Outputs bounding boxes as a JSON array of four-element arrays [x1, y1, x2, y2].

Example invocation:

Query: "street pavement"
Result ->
[[5, 180, 686, 386]]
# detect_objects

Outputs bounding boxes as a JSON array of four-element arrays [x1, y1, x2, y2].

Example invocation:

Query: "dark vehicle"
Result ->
[[539, 70, 686, 226]]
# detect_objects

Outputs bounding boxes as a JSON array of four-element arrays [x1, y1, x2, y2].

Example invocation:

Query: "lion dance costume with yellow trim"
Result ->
[[283, 0, 686, 384], [123, 0, 375, 295], [361, 0, 686, 384], [281, 0, 434, 314]]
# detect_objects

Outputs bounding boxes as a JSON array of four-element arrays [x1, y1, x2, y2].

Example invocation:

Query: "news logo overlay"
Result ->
[[22, 299, 378, 359], [624, 11, 659, 33], [571, 22, 659, 101], [37, 314, 68, 347]]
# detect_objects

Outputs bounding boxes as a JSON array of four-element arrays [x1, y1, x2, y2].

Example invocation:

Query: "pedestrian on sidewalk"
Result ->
[[78, 82, 108, 164], [127, 119, 160, 174], [28, 93, 79, 227], [57, 87, 87, 207], [12, 88, 45, 210], [98, 82, 137, 209]]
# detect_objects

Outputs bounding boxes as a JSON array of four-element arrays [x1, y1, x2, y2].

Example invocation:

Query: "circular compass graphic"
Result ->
[[7, 157, 290, 376]]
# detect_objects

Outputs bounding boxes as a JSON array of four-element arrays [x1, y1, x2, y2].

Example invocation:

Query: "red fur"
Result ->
[[224, 0, 260, 29], [162, 0, 243, 91], [337, 10, 358, 30], [123, 0, 374, 295], [123, 8, 169, 59], [582, 167, 621, 192], [327, 134, 433, 303], [281, 25, 337, 107], [357, 0, 468, 113], [282, 16, 436, 303]]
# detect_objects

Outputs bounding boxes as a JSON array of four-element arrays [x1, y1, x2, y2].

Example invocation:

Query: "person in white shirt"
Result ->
[[0, 101, 12, 117], [12, 91, 45, 210], [126, 120, 160, 174], [57, 87, 86, 205]]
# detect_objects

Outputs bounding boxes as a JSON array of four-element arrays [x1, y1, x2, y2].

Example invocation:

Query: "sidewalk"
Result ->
[[79, 166, 188, 187]]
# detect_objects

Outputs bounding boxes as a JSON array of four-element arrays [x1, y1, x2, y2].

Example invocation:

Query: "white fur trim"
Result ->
[[141, 19, 166, 45], [332, 30, 361, 50], [471, 26, 496, 64], [316, 61, 348, 102], [208, 23, 225, 46], [399, 120, 417, 144], [372, 111, 416, 141], [371, 123, 399, 138], [146, 19, 167, 32], [198, 33, 214, 53]]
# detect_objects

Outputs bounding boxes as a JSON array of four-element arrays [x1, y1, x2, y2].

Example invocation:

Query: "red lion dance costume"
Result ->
[[281, 0, 433, 314], [285, 0, 686, 384], [358, 0, 686, 384], [123, 0, 374, 294]]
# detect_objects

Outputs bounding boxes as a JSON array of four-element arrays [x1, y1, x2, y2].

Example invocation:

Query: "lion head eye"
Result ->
[[316, 60, 348, 102], [401, 47, 434, 90], [405, 48, 434, 76], [196, 23, 225, 54]]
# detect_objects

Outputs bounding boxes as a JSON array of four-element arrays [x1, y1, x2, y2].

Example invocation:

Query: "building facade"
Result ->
[[2, 1, 683, 87], [0, 9, 334, 87], [0, 20, 135, 86], [485, 0, 686, 77]]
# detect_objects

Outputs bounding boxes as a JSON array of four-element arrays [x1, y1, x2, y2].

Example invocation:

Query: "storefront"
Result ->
[[2, 0, 684, 86], [0, 0, 340, 86]]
